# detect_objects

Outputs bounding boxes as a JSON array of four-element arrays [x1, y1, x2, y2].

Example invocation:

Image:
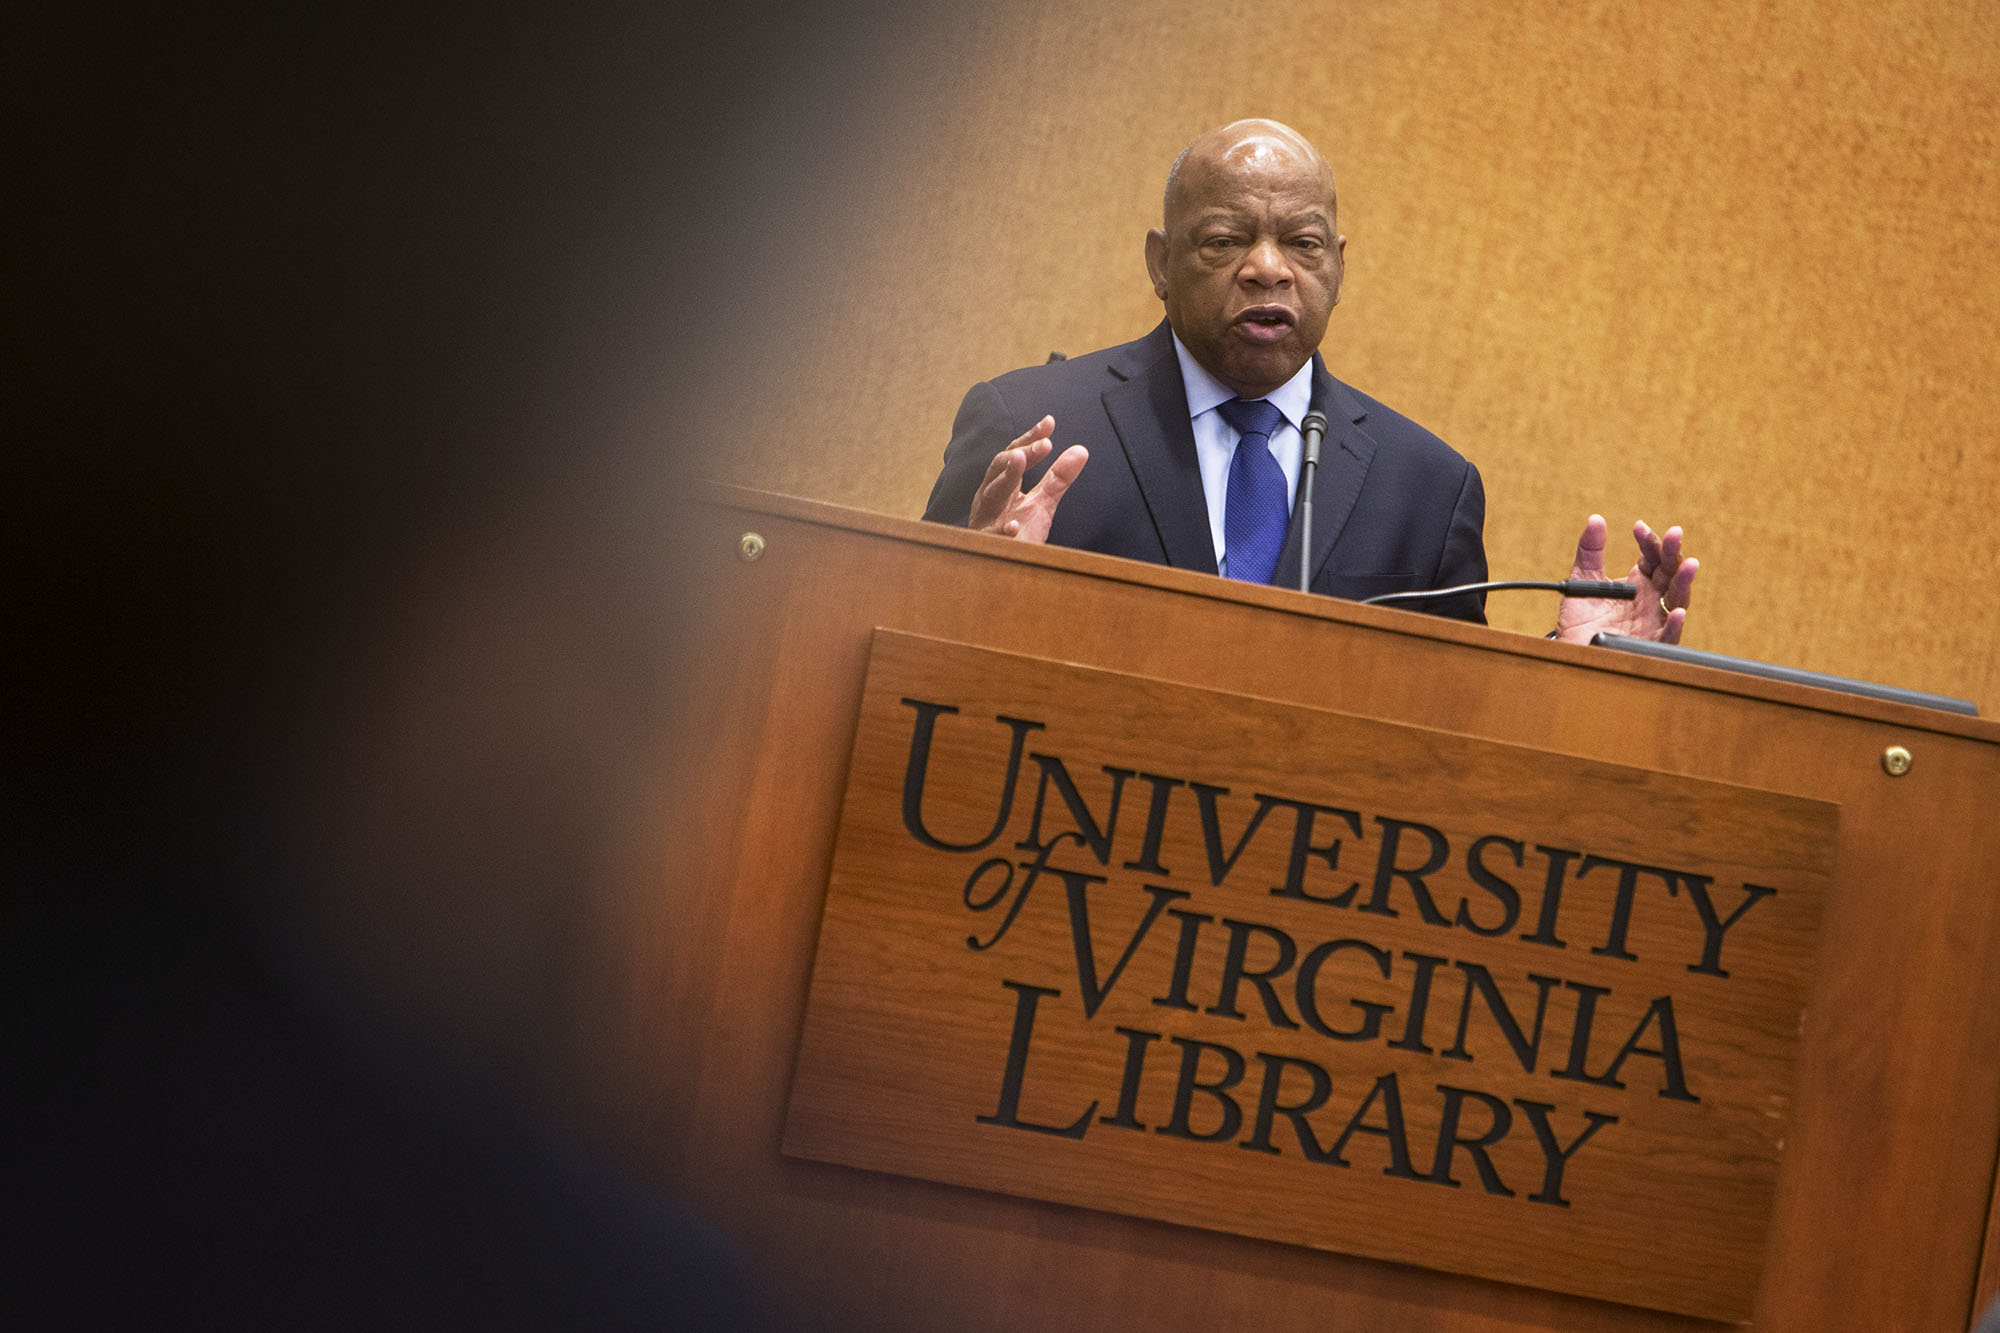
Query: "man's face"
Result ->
[[1145, 134, 1344, 400]]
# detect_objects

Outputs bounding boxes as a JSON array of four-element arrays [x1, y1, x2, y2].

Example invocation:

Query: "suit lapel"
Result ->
[[1102, 323, 1217, 575], [1275, 360, 1376, 588]]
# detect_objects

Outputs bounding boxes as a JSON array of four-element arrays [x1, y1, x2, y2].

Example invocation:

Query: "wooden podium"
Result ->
[[616, 486, 2000, 1331]]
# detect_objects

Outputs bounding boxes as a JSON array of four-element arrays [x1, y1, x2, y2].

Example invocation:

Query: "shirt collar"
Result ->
[[1170, 332, 1316, 429]]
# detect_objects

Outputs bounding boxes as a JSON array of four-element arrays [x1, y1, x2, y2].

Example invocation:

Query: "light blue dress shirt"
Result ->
[[1170, 334, 1317, 576]]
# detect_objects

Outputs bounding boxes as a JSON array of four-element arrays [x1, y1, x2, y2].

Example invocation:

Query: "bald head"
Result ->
[[1145, 119, 1346, 399], [1163, 119, 1336, 229]]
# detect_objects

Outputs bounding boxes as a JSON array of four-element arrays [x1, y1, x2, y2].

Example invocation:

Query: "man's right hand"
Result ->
[[967, 415, 1088, 542]]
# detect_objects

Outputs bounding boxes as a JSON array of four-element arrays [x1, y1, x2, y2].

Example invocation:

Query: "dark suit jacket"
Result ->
[[923, 321, 1489, 622]]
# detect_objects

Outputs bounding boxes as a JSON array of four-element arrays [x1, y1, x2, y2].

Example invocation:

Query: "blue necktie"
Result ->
[[1216, 397, 1289, 584]]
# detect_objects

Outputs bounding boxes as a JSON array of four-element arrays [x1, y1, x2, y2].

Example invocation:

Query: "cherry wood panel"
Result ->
[[596, 487, 2000, 1332], [786, 632, 1835, 1319]]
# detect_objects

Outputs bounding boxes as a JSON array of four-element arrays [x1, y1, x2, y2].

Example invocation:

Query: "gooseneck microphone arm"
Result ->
[[1295, 409, 1328, 593], [1360, 579, 1639, 608]]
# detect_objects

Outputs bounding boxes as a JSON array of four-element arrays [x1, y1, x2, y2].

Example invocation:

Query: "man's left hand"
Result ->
[[1552, 514, 1698, 645]]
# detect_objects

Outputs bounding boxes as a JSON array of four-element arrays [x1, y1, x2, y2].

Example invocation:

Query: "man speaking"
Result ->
[[923, 119, 1696, 644]]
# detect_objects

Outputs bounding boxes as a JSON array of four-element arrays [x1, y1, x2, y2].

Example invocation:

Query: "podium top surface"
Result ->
[[700, 483, 1997, 747]]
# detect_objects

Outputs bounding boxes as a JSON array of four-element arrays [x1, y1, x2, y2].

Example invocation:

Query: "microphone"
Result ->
[[1360, 579, 1637, 609], [1296, 409, 1328, 593]]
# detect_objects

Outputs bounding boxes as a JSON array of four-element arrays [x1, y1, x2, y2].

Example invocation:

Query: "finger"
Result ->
[[1652, 525, 1684, 587], [1666, 556, 1698, 610], [1632, 519, 1663, 580], [976, 439, 1053, 502], [1659, 525, 1684, 570], [1006, 415, 1057, 452], [1570, 513, 1610, 578], [1019, 438, 1054, 469], [977, 444, 1025, 492], [1036, 444, 1089, 501], [970, 447, 1034, 530], [1660, 606, 1687, 646], [972, 448, 1026, 512]]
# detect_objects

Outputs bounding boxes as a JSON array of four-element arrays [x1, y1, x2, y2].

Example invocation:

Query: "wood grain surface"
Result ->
[[584, 488, 2000, 1332], [784, 631, 1835, 1319]]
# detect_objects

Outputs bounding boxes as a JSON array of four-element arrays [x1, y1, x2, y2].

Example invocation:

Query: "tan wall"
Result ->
[[704, 0, 2000, 716]]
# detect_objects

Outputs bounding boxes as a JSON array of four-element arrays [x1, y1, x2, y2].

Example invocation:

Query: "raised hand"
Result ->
[[1553, 514, 1699, 645], [967, 415, 1089, 543]]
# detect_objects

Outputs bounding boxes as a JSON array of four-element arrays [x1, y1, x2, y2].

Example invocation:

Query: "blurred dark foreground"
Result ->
[[7, 3, 930, 1326]]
